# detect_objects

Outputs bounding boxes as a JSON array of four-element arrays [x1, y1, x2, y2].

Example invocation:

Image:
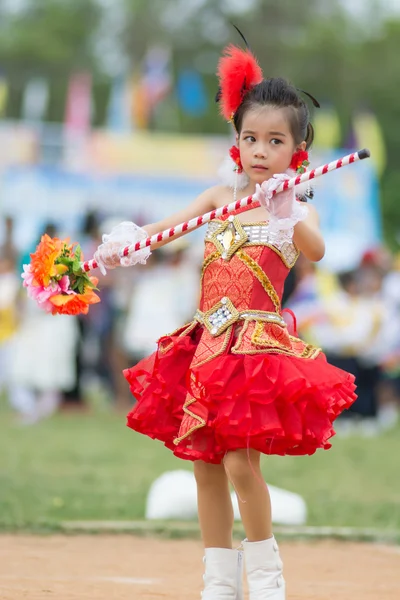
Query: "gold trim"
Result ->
[[158, 320, 198, 354], [232, 343, 321, 358], [173, 394, 206, 445], [236, 249, 281, 312], [191, 325, 233, 368], [207, 218, 249, 260], [240, 308, 286, 326], [230, 320, 321, 359], [206, 217, 300, 269], [200, 250, 220, 284], [251, 321, 290, 349], [289, 335, 322, 359], [243, 241, 299, 269], [202, 298, 239, 337], [231, 318, 251, 353], [195, 307, 286, 335], [209, 218, 268, 227]]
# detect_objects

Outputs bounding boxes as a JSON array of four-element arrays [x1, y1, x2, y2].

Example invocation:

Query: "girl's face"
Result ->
[[238, 105, 306, 184]]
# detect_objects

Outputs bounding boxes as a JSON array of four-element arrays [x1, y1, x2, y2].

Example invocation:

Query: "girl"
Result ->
[[94, 44, 357, 600]]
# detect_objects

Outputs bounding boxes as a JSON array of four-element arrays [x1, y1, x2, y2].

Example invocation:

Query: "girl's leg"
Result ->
[[223, 449, 272, 541], [194, 460, 234, 548], [37, 390, 61, 419], [194, 460, 243, 599], [223, 449, 285, 599]]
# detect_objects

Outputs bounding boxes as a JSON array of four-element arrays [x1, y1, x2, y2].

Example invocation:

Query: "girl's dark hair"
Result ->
[[233, 78, 314, 149]]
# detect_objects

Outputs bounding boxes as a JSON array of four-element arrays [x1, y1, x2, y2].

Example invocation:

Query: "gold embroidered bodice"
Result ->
[[160, 215, 320, 371], [200, 215, 298, 316]]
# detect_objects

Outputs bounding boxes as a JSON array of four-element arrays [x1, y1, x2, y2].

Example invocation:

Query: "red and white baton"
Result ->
[[83, 148, 370, 272]]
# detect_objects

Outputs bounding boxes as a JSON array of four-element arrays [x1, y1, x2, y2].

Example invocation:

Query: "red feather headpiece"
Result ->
[[217, 44, 263, 122]]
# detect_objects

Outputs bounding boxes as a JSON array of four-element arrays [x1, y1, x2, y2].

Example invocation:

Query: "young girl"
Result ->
[[94, 44, 357, 600]]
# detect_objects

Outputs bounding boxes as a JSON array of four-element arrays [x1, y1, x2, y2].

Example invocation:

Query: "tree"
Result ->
[[0, 0, 101, 76]]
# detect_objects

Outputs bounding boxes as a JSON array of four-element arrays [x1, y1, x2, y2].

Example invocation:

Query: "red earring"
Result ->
[[229, 145, 243, 173], [290, 150, 309, 174]]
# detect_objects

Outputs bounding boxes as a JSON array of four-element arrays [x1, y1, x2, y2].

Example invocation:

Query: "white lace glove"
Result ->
[[94, 221, 151, 275], [253, 172, 308, 233]]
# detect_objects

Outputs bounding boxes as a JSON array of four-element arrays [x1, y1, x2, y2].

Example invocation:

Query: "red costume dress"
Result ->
[[124, 210, 357, 464]]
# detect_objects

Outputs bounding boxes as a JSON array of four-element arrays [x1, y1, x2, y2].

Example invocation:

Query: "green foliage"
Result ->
[[0, 0, 101, 74], [55, 243, 97, 294]]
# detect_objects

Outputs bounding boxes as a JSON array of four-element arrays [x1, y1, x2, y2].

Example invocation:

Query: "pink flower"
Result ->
[[21, 264, 35, 288], [21, 264, 73, 313], [59, 275, 71, 293]]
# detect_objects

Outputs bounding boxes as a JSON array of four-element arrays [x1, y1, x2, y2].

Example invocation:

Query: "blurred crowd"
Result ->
[[284, 249, 400, 436], [1, 213, 399, 435], [0, 213, 200, 424]]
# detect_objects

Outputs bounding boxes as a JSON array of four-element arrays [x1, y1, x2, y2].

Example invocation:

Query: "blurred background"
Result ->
[[0, 0, 400, 532]]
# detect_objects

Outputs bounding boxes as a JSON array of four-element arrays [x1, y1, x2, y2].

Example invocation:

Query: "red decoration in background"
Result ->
[[217, 45, 263, 121], [229, 145, 243, 173]]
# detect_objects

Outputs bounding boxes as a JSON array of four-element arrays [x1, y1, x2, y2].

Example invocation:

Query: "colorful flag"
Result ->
[[313, 105, 341, 149], [0, 73, 9, 117], [64, 72, 92, 135], [132, 73, 149, 130], [106, 74, 133, 132], [353, 110, 386, 177], [177, 69, 208, 117], [22, 78, 49, 122], [141, 45, 172, 109]]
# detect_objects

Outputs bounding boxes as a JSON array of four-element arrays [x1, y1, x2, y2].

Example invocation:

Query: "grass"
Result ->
[[0, 405, 400, 534]]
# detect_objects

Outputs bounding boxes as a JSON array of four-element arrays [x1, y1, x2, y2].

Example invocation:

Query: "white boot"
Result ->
[[243, 536, 285, 599], [201, 547, 244, 600]]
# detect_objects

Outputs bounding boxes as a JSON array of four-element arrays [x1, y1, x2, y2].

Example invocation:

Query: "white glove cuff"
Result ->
[[268, 201, 309, 233], [103, 221, 151, 267]]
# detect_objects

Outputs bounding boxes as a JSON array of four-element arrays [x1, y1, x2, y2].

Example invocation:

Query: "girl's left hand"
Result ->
[[253, 172, 308, 230]]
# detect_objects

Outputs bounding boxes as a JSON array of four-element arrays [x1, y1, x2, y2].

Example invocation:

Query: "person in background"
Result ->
[[8, 223, 80, 424], [77, 212, 131, 409], [123, 238, 199, 365], [0, 216, 18, 269], [360, 247, 400, 430], [288, 253, 399, 436], [0, 254, 21, 412]]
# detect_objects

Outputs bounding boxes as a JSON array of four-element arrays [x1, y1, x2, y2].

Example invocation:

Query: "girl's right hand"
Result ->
[[93, 240, 124, 275], [93, 221, 151, 275]]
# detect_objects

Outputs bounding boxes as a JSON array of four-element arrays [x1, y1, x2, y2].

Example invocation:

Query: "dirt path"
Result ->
[[1, 535, 399, 599]]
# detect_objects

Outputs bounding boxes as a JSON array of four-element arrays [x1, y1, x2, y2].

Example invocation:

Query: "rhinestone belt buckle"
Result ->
[[204, 297, 239, 337]]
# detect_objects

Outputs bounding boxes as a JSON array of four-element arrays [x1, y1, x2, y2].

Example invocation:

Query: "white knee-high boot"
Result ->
[[201, 547, 244, 600], [243, 536, 285, 599]]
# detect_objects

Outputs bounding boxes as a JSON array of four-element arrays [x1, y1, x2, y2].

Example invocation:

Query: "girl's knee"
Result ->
[[223, 450, 260, 485], [194, 460, 226, 487]]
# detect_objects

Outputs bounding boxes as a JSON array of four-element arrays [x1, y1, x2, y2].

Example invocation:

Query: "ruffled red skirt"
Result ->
[[124, 326, 357, 464]]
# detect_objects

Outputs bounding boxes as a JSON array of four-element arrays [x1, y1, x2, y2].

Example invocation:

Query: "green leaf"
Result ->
[[85, 279, 96, 290], [77, 278, 86, 295], [74, 246, 81, 262], [57, 256, 74, 267], [72, 261, 83, 275]]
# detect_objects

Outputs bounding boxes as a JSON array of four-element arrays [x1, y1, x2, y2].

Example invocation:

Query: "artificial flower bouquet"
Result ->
[[22, 234, 100, 316]]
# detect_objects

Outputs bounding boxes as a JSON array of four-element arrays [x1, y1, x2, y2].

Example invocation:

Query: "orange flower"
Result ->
[[30, 234, 68, 287], [49, 277, 100, 316]]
